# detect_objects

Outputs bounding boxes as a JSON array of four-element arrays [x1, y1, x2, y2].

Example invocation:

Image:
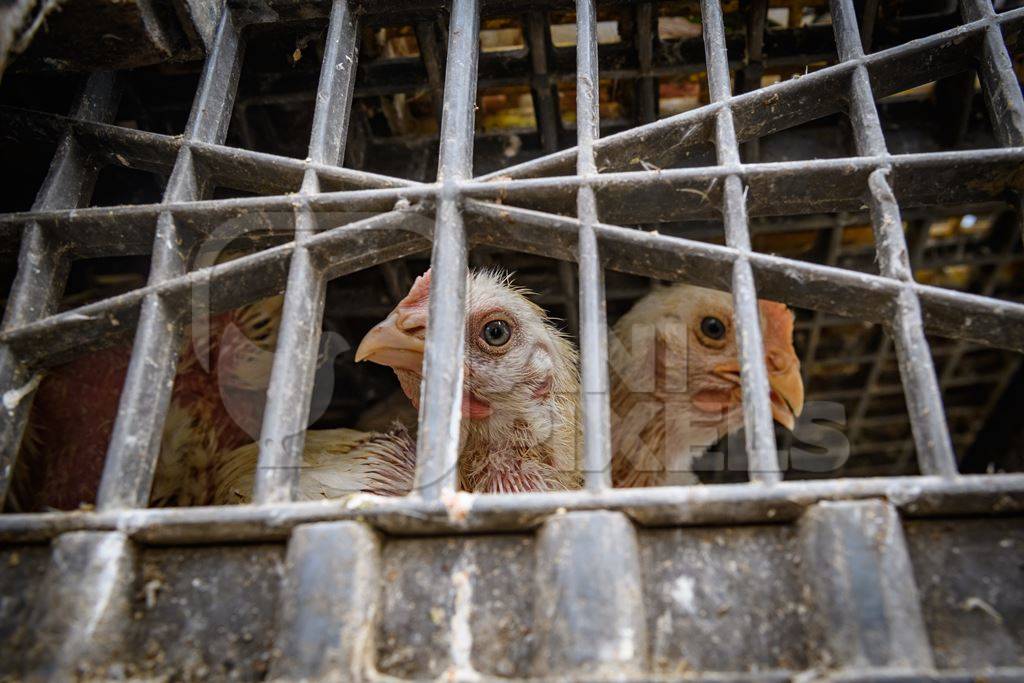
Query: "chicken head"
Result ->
[[355, 269, 581, 492], [609, 283, 804, 486]]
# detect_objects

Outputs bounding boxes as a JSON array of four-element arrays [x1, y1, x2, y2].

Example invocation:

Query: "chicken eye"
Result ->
[[481, 319, 512, 347], [700, 316, 726, 340]]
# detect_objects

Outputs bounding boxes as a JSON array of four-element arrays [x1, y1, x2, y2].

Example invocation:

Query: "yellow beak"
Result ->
[[355, 311, 426, 374], [768, 363, 804, 431], [713, 360, 804, 431]]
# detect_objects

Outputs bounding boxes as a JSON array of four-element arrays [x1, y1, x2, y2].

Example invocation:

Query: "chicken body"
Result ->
[[356, 269, 582, 493], [210, 425, 416, 504], [12, 297, 284, 510], [609, 283, 803, 487]]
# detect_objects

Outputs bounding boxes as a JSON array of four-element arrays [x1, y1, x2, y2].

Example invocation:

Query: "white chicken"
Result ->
[[212, 269, 582, 501]]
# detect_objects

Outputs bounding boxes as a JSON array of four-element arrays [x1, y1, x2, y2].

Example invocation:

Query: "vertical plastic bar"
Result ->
[[532, 512, 648, 676], [799, 501, 934, 669], [308, 0, 361, 167], [526, 11, 560, 154], [831, 0, 958, 477], [252, 184, 328, 504], [269, 522, 381, 679], [962, 0, 1024, 146], [702, 0, 781, 483], [728, 187, 781, 479], [22, 532, 137, 678], [97, 10, 245, 510], [636, 2, 657, 124], [253, 0, 360, 504], [739, 0, 768, 161], [413, 0, 480, 501], [0, 72, 120, 508], [978, 28, 1024, 145], [576, 0, 612, 491]]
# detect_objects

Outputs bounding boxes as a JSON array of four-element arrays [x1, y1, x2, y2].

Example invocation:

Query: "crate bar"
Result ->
[[532, 512, 648, 675], [469, 145, 1024, 206], [268, 522, 382, 679], [798, 217, 846, 384], [0, 105, 181, 175], [846, 338, 892, 447], [0, 106, 416, 196], [96, 10, 245, 510], [891, 304, 957, 470], [576, 0, 613, 491], [462, 201, 1024, 354], [798, 501, 934, 669], [22, 531, 137, 678], [961, 0, 1024, 146], [0, 185, 432, 244], [0, 73, 120, 508], [414, 21, 445, 128], [3, 214, 1022, 369], [702, 0, 781, 483], [192, 141, 417, 192], [526, 11, 560, 154], [2, 473, 1023, 543], [477, 7, 1023, 181], [520, 8, 585, 342], [738, 0, 768, 162], [635, 1, 657, 124], [856, 0, 880, 51], [252, 0, 360, 504], [782, 214, 846, 455], [896, 217, 1022, 468], [413, 0, 480, 501], [0, 210, 429, 368], [4, 146, 1021, 238], [832, 0, 958, 478], [851, 181, 914, 453]]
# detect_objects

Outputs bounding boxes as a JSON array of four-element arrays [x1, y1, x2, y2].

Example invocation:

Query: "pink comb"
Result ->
[[399, 269, 432, 310], [759, 300, 796, 353]]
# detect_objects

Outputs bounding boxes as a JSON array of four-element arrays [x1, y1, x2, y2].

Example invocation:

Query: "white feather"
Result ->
[[211, 425, 416, 504]]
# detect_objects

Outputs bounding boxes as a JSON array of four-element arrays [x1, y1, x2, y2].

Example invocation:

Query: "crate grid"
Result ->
[[0, 0, 1020, 526]]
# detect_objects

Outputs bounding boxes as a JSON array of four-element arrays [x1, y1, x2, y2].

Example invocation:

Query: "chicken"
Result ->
[[609, 283, 804, 487], [11, 296, 284, 510], [210, 269, 582, 500], [210, 425, 416, 504], [355, 268, 582, 493], [150, 296, 286, 506]]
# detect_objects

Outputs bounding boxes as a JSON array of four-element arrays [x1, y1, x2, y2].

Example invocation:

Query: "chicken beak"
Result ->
[[712, 359, 804, 431], [712, 361, 742, 386], [768, 364, 803, 432], [355, 312, 426, 374]]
